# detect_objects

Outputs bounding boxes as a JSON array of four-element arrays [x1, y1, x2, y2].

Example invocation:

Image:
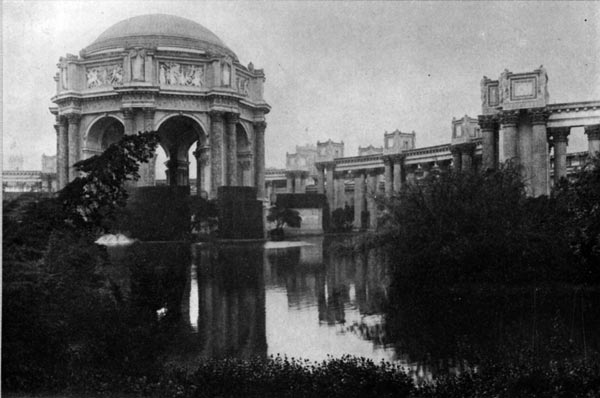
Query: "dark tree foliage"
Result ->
[[555, 154, 600, 280], [375, 166, 575, 288], [267, 205, 302, 231], [58, 131, 159, 230]]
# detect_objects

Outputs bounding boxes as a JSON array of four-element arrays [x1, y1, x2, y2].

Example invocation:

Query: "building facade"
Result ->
[[49, 14, 270, 199]]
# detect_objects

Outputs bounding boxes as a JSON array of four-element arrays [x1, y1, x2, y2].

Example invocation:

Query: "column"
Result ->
[[366, 170, 378, 230], [226, 113, 239, 186], [56, 116, 68, 189], [530, 108, 549, 197], [335, 173, 345, 209], [294, 172, 305, 193], [551, 127, 569, 184], [461, 143, 475, 172], [193, 146, 203, 195], [210, 111, 226, 197], [478, 114, 497, 171], [67, 113, 81, 181], [316, 164, 325, 194], [253, 121, 267, 199], [286, 172, 294, 193], [123, 108, 134, 135], [383, 157, 392, 197], [451, 147, 462, 172], [138, 108, 155, 186], [500, 111, 519, 164], [393, 156, 403, 192], [326, 162, 335, 212], [353, 171, 365, 230], [585, 124, 600, 156]]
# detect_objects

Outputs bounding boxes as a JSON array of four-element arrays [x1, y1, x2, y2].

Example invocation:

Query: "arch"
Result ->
[[156, 114, 207, 187], [236, 123, 250, 153], [155, 112, 208, 141], [84, 116, 125, 154]]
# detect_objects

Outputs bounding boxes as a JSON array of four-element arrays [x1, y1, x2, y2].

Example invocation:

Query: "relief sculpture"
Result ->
[[86, 64, 123, 88], [236, 77, 249, 95], [159, 62, 205, 87]]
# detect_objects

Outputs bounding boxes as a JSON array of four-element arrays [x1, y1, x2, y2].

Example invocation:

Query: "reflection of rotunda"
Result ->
[[50, 14, 270, 198]]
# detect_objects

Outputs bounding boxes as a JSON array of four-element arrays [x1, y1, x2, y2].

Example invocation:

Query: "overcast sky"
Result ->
[[2, 1, 600, 170]]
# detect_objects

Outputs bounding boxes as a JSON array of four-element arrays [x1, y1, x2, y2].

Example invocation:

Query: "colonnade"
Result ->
[[478, 109, 600, 195]]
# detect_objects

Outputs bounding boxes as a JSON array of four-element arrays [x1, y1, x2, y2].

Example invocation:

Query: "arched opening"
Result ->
[[156, 115, 207, 193], [236, 124, 252, 186], [85, 117, 124, 159]]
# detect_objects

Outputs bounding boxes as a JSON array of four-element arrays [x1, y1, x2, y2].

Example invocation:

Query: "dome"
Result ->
[[83, 14, 236, 59]]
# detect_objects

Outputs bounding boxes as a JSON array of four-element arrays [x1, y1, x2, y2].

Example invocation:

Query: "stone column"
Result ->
[[67, 113, 81, 181], [479, 114, 497, 171], [393, 156, 403, 192], [585, 124, 600, 156], [353, 170, 365, 230], [193, 146, 203, 195], [460, 143, 475, 172], [253, 121, 267, 199], [286, 172, 294, 193], [335, 172, 346, 208], [295, 172, 305, 193], [210, 111, 226, 197], [55, 116, 68, 189], [500, 111, 519, 164], [325, 162, 335, 211], [316, 164, 325, 194], [123, 108, 134, 135], [550, 127, 570, 184], [451, 147, 462, 172], [383, 157, 393, 197], [530, 109, 549, 197], [138, 108, 156, 186], [367, 170, 378, 230], [226, 113, 239, 186]]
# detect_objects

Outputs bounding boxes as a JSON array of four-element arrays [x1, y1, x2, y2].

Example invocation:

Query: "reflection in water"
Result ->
[[108, 237, 600, 383]]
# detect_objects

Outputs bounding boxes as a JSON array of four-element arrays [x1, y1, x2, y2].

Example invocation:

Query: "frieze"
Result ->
[[81, 98, 121, 114], [86, 64, 123, 88], [159, 62, 205, 87]]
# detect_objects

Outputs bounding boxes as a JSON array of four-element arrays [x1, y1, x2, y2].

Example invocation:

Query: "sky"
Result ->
[[2, 1, 600, 170]]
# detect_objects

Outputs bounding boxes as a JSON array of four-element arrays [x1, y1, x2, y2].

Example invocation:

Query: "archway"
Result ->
[[156, 115, 207, 191], [85, 116, 124, 158]]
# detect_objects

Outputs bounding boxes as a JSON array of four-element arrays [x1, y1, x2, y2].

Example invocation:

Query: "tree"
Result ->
[[267, 205, 302, 232]]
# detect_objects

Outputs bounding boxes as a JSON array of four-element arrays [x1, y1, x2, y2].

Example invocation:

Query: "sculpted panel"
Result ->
[[86, 64, 123, 88], [236, 77, 249, 95], [159, 62, 205, 87]]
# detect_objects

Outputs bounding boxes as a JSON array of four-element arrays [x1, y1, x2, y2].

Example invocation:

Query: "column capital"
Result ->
[[549, 127, 570, 143], [209, 110, 226, 122], [122, 108, 134, 119], [386, 154, 405, 164], [226, 112, 240, 124], [529, 108, 550, 125], [499, 110, 519, 127], [585, 124, 600, 140], [66, 113, 81, 124], [477, 114, 497, 130], [253, 120, 267, 133]]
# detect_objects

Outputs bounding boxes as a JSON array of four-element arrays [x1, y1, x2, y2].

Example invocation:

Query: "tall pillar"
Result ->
[[500, 111, 519, 164], [138, 108, 155, 186], [393, 156, 403, 192], [460, 143, 475, 172], [451, 147, 462, 172], [550, 127, 570, 184], [226, 113, 239, 186], [478, 114, 497, 171], [585, 124, 600, 156], [67, 113, 81, 181], [530, 108, 549, 197], [56, 116, 68, 189], [353, 170, 365, 230], [193, 145, 203, 195], [123, 108, 134, 135], [294, 172, 305, 193], [286, 172, 294, 193], [316, 164, 325, 194], [253, 121, 267, 199], [210, 111, 226, 197], [326, 162, 335, 211], [335, 173, 346, 208], [384, 157, 392, 197], [366, 170, 378, 230]]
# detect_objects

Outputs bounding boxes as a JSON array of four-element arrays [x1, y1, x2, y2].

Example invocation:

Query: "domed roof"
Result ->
[[83, 14, 236, 59]]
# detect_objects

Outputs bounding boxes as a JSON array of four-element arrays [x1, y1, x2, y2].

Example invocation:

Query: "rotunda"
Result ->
[[50, 14, 270, 198]]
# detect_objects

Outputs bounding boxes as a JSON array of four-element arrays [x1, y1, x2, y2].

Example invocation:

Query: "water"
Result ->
[[106, 235, 600, 382]]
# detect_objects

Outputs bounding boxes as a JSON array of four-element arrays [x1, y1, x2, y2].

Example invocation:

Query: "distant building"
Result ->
[[2, 153, 58, 196]]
